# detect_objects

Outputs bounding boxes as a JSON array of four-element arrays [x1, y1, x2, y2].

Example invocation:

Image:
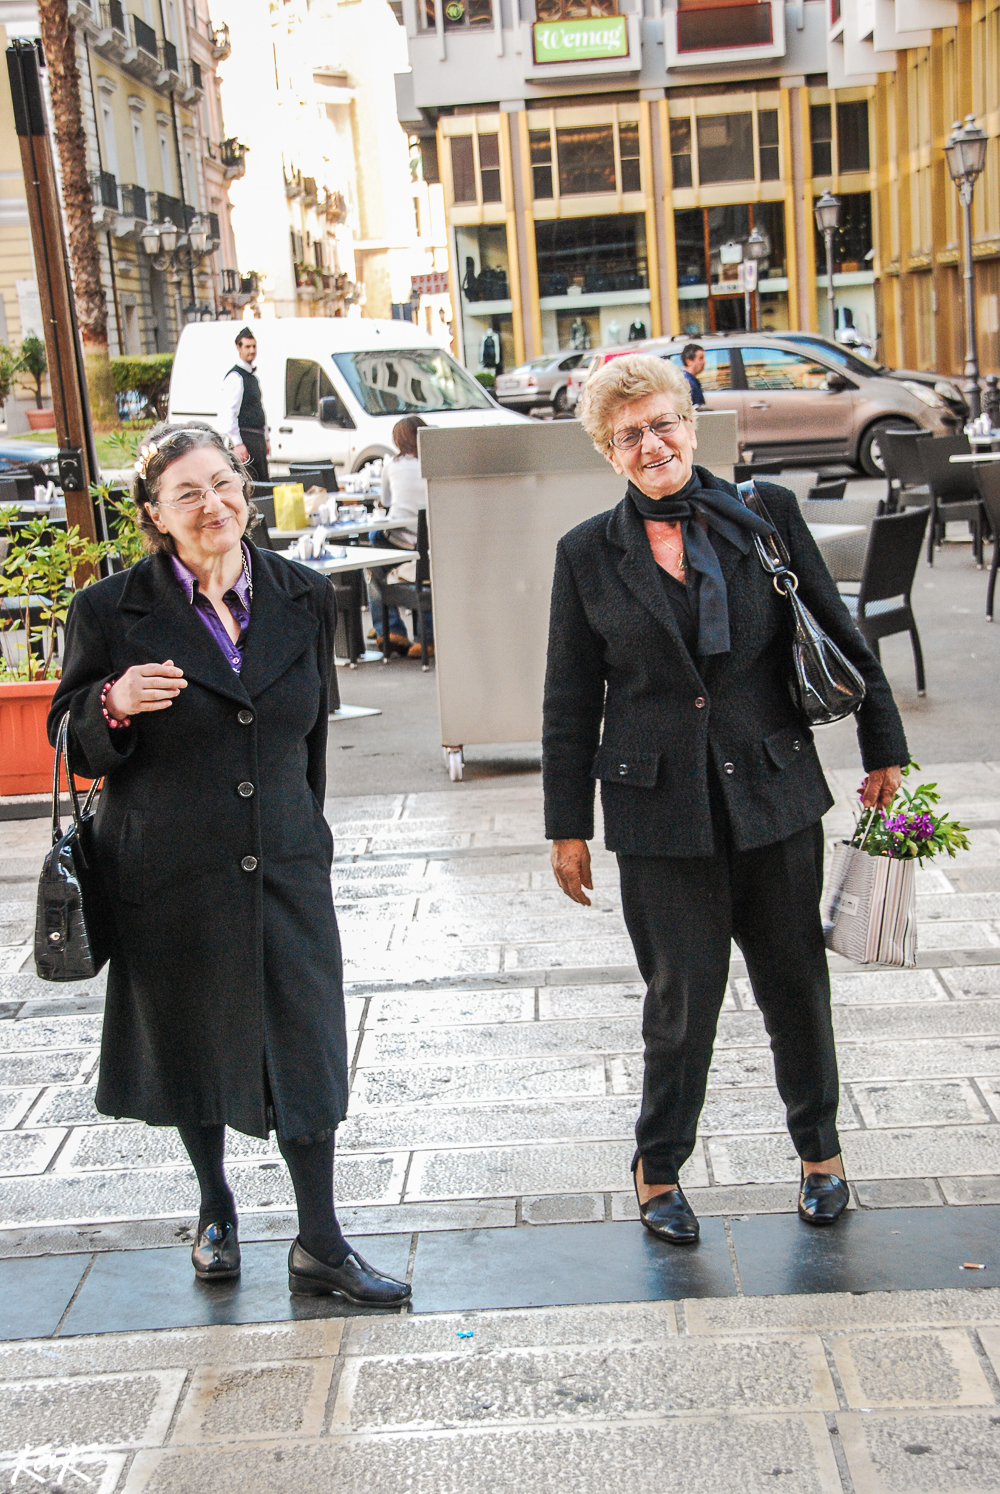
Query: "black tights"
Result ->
[[177, 1123, 350, 1266]]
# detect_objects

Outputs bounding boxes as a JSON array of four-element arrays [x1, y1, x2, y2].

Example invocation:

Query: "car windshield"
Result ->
[[781, 336, 882, 377], [332, 349, 494, 415]]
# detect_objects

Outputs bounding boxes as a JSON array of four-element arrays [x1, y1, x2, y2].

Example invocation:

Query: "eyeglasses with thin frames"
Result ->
[[609, 415, 686, 452], [154, 476, 245, 512]]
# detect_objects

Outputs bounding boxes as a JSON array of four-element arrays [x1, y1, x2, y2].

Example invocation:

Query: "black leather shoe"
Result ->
[[287, 1238, 411, 1305], [798, 1169, 850, 1226], [634, 1178, 700, 1244], [191, 1220, 241, 1280]]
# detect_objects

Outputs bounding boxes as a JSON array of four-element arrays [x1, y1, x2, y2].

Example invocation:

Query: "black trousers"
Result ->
[[240, 427, 268, 483], [618, 815, 839, 1186]]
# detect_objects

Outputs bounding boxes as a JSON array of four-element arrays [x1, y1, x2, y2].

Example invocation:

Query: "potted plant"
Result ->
[[19, 336, 54, 430], [0, 343, 22, 424], [0, 508, 112, 793]]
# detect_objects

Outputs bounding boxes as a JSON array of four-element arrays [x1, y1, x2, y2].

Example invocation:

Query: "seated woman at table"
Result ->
[[368, 415, 434, 660]]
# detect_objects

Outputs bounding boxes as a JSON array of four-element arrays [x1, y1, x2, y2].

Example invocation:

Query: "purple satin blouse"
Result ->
[[170, 542, 252, 673]]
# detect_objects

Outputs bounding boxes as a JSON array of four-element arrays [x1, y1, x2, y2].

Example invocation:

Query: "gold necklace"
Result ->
[[661, 538, 685, 574]]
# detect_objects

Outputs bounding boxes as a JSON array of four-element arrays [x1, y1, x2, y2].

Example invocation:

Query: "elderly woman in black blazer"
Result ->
[[543, 356, 908, 1241], [49, 421, 408, 1306]]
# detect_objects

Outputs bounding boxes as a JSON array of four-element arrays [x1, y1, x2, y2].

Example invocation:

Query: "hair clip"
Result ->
[[134, 441, 159, 480]]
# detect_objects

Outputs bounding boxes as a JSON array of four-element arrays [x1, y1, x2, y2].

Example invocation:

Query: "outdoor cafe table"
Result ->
[[299, 545, 416, 718], [950, 451, 1000, 463], [268, 515, 412, 545]]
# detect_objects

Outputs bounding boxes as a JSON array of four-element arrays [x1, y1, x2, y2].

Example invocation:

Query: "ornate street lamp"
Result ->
[[814, 191, 841, 341], [140, 217, 215, 333], [945, 114, 989, 421], [744, 225, 769, 331]]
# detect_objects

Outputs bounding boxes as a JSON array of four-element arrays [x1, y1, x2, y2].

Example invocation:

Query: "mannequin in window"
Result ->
[[628, 320, 647, 342], [480, 330, 499, 370], [462, 256, 479, 302], [570, 318, 590, 351]]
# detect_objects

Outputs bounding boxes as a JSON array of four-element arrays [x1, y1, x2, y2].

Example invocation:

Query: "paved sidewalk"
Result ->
[[5, 760, 1000, 1487]]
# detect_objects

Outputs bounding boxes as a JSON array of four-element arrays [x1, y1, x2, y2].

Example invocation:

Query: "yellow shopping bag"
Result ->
[[273, 483, 306, 529]]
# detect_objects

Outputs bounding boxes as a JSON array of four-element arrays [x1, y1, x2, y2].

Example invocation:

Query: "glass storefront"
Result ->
[[455, 223, 514, 374], [674, 201, 787, 334]]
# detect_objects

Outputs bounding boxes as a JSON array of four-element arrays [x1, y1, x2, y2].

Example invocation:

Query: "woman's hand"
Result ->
[[860, 765, 903, 810], [551, 838, 593, 906], [106, 661, 187, 720]]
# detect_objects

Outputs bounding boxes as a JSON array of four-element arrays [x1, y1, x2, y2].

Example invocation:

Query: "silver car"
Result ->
[[495, 352, 586, 415]]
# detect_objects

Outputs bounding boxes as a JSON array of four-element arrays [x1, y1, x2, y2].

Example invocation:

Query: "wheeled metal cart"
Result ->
[[420, 414, 737, 780]]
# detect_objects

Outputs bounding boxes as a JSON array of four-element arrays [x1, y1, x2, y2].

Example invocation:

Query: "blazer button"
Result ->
[[723, 761, 735, 775], [238, 781, 254, 797], [618, 763, 629, 776], [237, 709, 254, 725], [694, 696, 706, 709], [241, 855, 258, 872]]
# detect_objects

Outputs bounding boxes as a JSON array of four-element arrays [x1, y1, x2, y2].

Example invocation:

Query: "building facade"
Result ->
[[215, 0, 450, 341], [0, 0, 245, 394], [395, 0, 997, 382]]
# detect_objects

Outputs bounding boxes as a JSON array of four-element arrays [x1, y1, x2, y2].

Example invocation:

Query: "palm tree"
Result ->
[[36, 0, 118, 428]]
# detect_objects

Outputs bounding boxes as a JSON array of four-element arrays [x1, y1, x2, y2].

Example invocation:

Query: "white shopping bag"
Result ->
[[822, 840, 917, 967]]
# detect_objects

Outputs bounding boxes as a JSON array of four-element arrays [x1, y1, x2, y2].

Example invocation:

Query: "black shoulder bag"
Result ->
[[736, 478, 866, 727], [34, 712, 112, 981]]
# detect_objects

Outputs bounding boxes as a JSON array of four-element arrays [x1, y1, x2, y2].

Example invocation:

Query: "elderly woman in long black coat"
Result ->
[[49, 421, 408, 1305], [543, 356, 909, 1243]]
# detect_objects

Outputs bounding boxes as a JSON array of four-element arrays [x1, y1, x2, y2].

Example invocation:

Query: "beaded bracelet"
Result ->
[[101, 677, 131, 729]]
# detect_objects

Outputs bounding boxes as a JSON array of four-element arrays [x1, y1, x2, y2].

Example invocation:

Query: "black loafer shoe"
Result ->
[[634, 1181, 700, 1244], [192, 1220, 241, 1280], [798, 1171, 850, 1226], [287, 1238, 411, 1305]]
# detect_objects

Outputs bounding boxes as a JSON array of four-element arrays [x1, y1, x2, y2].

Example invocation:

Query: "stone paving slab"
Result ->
[[0, 1368, 185, 1456], [710, 1127, 1000, 1184], [830, 1328, 994, 1407], [351, 1056, 607, 1108], [404, 1140, 709, 1201], [838, 1409, 1000, 1492]]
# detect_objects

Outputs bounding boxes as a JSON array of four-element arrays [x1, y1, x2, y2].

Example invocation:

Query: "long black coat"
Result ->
[[48, 544, 347, 1140], [543, 468, 910, 858]]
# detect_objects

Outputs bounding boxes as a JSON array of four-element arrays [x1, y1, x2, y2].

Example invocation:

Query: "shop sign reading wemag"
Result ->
[[532, 15, 629, 63]]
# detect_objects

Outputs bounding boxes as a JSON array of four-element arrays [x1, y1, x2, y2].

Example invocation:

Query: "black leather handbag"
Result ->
[[736, 479, 866, 727], [34, 712, 112, 982]]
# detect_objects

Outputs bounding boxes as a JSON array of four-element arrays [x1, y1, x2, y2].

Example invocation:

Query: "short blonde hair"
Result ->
[[578, 354, 695, 456]]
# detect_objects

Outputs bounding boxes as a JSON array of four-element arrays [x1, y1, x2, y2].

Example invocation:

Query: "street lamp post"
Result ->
[[945, 114, 989, 422], [814, 191, 841, 341], [141, 215, 216, 334], [744, 225, 768, 331]]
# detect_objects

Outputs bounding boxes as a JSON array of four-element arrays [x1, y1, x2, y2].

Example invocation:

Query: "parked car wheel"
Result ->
[[858, 418, 919, 478], [552, 386, 568, 415]]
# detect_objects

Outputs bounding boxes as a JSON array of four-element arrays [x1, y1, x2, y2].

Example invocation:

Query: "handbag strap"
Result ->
[[735, 477, 797, 593], [52, 710, 102, 844]]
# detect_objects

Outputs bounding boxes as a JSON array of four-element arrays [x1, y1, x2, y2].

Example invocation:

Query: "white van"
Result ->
[[167, 317, 528, 476]]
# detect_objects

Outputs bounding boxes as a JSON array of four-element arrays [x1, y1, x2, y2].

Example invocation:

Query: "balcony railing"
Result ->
[[90, 170, 119, 210], [302, 176, 318, 205], [133, 15, 158, 56], [149, 191, 182, 226], [161, 37, 178, 73], [119, 182, 147, 219], [220, 138, 248, 179], [211, 21, 231, 59]]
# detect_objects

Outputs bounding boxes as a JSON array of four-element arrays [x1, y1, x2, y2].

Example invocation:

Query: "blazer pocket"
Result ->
[[117, 811, 144, 905], [590, 746, 661, 788], [764, 724, 813, 771]]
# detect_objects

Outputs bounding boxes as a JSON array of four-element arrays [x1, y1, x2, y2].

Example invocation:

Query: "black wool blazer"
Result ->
[[48, 544, 347, 1140], [542, 467, 909, 858]]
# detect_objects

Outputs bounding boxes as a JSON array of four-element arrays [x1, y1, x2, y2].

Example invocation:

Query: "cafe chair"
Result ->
[[369, 508, 433, 671], [877, 427, 933, 513], [839, 507, 930, 695], [918, 433, 985, 566], [805, 478, 847, 502], [973, 462, 1000, 622], [799, 496, 882, 584]]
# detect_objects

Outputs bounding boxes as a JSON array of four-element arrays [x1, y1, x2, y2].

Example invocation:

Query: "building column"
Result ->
[[641, 93, 667, 338], [785, 83, 815, 331], [503, 105, 535, 362]]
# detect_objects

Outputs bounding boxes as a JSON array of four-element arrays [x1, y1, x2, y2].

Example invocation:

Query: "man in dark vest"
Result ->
[[222, 327, 269, 480]]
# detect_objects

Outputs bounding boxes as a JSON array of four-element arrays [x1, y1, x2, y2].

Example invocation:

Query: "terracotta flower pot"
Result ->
[[0, 678, 61, 795], [25, 408, 56, 431]]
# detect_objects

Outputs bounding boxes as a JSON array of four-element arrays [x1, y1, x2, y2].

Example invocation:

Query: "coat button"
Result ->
[[237, 709, 254, 725], [241, 855, 258, 872], [618, 763, 629, 776], [238, 782, 254, 797], [723, 761, 735, 775], [793, 740, 801, 751], [694, 696, 706, 709]]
